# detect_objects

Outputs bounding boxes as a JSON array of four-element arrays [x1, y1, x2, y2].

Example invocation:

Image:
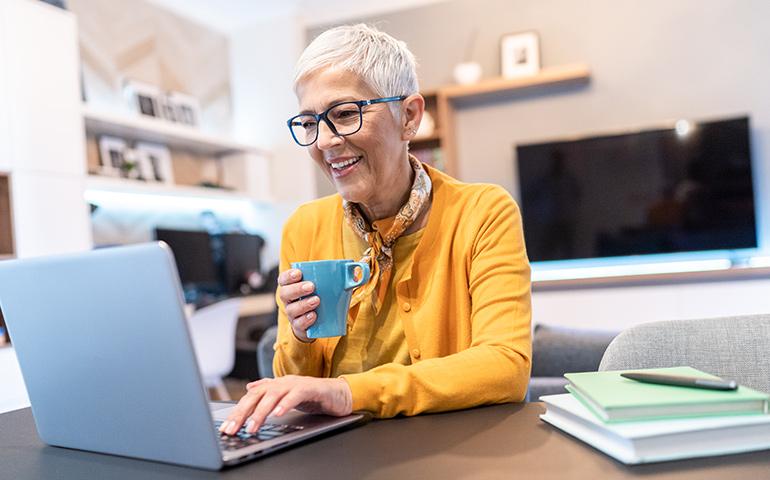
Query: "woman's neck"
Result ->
[[358, 158, 415, 223]]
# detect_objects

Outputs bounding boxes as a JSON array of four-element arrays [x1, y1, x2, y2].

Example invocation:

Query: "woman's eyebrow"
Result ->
[[299, 96, 359, 114]]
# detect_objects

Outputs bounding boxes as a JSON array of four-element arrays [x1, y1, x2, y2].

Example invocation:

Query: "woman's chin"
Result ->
[[335, 184, 368, 204]]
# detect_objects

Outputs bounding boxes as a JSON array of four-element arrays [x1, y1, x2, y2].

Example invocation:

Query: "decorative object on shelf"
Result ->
[[453, 28, 482, 85], [168, 91, 201, 127], [414, 110, 435, 139], [500, 31, 541, 78], [97, 135, 128, 177], [123, 80, 163, 119], [135, 142, 174, 184], [123, 79, 201, 127]]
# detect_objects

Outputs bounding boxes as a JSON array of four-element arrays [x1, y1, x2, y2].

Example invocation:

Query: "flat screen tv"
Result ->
[[515, 116, 757, 263]]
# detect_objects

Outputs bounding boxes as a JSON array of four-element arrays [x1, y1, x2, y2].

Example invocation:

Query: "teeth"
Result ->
[[331, 157, 360, 169]]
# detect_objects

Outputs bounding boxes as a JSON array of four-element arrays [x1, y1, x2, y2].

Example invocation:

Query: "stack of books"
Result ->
[[539, 366, 770, 464]]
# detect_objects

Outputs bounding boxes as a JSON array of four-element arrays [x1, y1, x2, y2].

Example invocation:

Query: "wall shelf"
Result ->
[[82, 105, 266, 157], [439, 64, 590, 99], [85, 175, 268, 202], [422, 63, 591, 177]]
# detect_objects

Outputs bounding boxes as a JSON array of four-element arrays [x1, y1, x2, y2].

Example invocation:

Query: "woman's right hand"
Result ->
[[278, 268, 319, 343]]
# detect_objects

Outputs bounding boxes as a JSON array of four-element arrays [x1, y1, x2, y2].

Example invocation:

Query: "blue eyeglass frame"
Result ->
[[287, 95, 407, 146]]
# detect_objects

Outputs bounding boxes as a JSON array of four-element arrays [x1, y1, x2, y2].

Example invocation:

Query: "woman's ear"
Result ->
[[401, 94, 425, 141]]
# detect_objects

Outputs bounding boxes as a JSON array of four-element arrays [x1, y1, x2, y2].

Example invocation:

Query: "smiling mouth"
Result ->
[[329, 156, 361, 170]]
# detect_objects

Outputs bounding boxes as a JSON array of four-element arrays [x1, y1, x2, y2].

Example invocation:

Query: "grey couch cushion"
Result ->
[[599, 314, 770, 393]]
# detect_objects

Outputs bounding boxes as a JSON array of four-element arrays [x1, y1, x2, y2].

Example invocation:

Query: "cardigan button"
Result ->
[[402, 302, 411, 312], [411, 348, 421, 359]]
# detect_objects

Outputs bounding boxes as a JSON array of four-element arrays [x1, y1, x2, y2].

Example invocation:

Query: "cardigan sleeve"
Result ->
[[272, 209, 326, 378], [340, 186, 532, 417]]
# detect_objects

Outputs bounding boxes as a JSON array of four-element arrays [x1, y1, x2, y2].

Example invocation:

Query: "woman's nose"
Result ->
[[316, 120, 343, 150]]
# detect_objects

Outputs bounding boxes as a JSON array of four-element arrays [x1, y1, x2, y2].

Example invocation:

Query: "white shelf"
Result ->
[[82, 105, 266, 157], [84, 175, 267, 202]]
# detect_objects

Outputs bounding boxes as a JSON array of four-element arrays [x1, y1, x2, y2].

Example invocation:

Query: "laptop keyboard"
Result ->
[[214, 421, 304, 451]]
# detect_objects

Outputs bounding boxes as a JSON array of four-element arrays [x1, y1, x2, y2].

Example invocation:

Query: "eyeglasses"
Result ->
[[287, 96, 407, 147]]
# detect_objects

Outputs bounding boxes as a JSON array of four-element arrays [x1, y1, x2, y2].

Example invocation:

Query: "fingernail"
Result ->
[[271, 406, 284, 416], [291, 270, 300, 279], [306, 312, 314, 320], [302, 282, 314, 293], [308, 296, 319, 306], [227, 422, 239, 435], [245, 419, 255, 433], [219, 420, 231, 433]]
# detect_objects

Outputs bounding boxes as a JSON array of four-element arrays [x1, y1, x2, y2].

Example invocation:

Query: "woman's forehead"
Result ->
[[296, 68, 376, 111]]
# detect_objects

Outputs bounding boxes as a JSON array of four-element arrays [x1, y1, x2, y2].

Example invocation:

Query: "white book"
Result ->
[[539, 393, 770, 464]]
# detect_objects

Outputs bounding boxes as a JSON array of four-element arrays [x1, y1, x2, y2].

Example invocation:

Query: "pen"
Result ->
[[620, 372, 738, 391]]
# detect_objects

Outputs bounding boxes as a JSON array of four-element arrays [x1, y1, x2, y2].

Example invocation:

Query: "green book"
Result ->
[[564, 366, 770, 423]]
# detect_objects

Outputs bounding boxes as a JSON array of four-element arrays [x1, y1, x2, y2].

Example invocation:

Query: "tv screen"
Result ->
[[516, 116, 756, 263]]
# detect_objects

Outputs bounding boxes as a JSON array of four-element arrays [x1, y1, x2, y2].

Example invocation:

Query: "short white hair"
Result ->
[[293, 24, 419, 104]]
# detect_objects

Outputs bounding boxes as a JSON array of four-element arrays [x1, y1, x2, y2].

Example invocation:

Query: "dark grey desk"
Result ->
[[2, 403, 769, 479]]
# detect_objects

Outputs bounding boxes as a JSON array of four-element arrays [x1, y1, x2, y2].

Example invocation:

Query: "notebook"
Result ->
[[540, 393, 770, 464], [565, 367, 769, 422]]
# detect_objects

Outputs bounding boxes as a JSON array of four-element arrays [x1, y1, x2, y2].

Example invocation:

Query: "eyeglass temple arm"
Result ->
[[363, 95, 408, 106]]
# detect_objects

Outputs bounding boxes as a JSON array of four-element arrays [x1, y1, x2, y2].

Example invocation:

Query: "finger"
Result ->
[[294, 310, 317, 330], [277, 269, 302, 286], [279, 281, 316, 306], [244, 391, 288, 434], [221, 388, 268, 435], [284, 295, 319, 320], [246, 378, 272, 390], [270, 389, 307, 417]]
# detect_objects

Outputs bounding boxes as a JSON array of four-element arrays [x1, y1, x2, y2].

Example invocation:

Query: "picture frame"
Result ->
[[500, 31, 541, 79], [168, 91, 201, 127], [135, 142, 174, 184], [97, 135, 127, 177], [123, 80, 163, 119]]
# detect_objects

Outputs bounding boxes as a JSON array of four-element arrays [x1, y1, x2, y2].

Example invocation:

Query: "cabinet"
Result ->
[[416, 64, 591, 177], [0, 0, 92, 259]]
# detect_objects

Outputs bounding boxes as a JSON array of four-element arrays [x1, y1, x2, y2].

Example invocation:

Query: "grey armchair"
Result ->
[[599, 313, 770, 393]]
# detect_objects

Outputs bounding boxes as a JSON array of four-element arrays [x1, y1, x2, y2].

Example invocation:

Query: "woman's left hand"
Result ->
[[218, 375, 353, 435]]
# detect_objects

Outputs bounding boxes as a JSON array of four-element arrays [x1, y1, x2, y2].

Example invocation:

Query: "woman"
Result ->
[[219, 24, 531, 436]]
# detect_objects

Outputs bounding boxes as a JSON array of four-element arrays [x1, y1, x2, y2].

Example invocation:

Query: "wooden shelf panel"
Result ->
[[84, 175, 269, 202], [439, 64, 591, 99], [82, 105, 266, 157], [0, 175, 14, 257]]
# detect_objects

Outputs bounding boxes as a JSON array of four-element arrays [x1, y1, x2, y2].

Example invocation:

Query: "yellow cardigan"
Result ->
[[273, 165, 532, 418]]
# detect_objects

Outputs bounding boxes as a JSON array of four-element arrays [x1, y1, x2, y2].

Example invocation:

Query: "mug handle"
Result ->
[[344, 262, 370, 290]]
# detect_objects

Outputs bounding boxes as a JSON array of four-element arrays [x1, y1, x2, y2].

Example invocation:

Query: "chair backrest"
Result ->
[[257, 325, 278, 379], [186, 298, 242, 383], [599, 314, 770, 393]]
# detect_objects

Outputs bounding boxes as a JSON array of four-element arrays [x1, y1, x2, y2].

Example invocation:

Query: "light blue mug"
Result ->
[[290, 259, 371, 338]]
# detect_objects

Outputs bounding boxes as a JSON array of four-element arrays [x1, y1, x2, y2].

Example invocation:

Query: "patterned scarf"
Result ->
[[343, 154, 432, 313]]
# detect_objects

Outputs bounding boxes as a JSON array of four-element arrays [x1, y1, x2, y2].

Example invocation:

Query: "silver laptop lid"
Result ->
[[0, 243, 223, 470]]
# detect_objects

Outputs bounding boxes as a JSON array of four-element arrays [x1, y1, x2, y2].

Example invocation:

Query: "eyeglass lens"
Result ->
[[290, 102, 362, 146]]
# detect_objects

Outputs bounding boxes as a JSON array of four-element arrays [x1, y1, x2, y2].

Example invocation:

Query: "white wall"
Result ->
[[533, 276, 770, 332], [228, 13, 319, 269]]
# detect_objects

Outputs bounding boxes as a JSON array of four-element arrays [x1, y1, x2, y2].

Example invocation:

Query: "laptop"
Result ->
[[0, 242, 366, 470]]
